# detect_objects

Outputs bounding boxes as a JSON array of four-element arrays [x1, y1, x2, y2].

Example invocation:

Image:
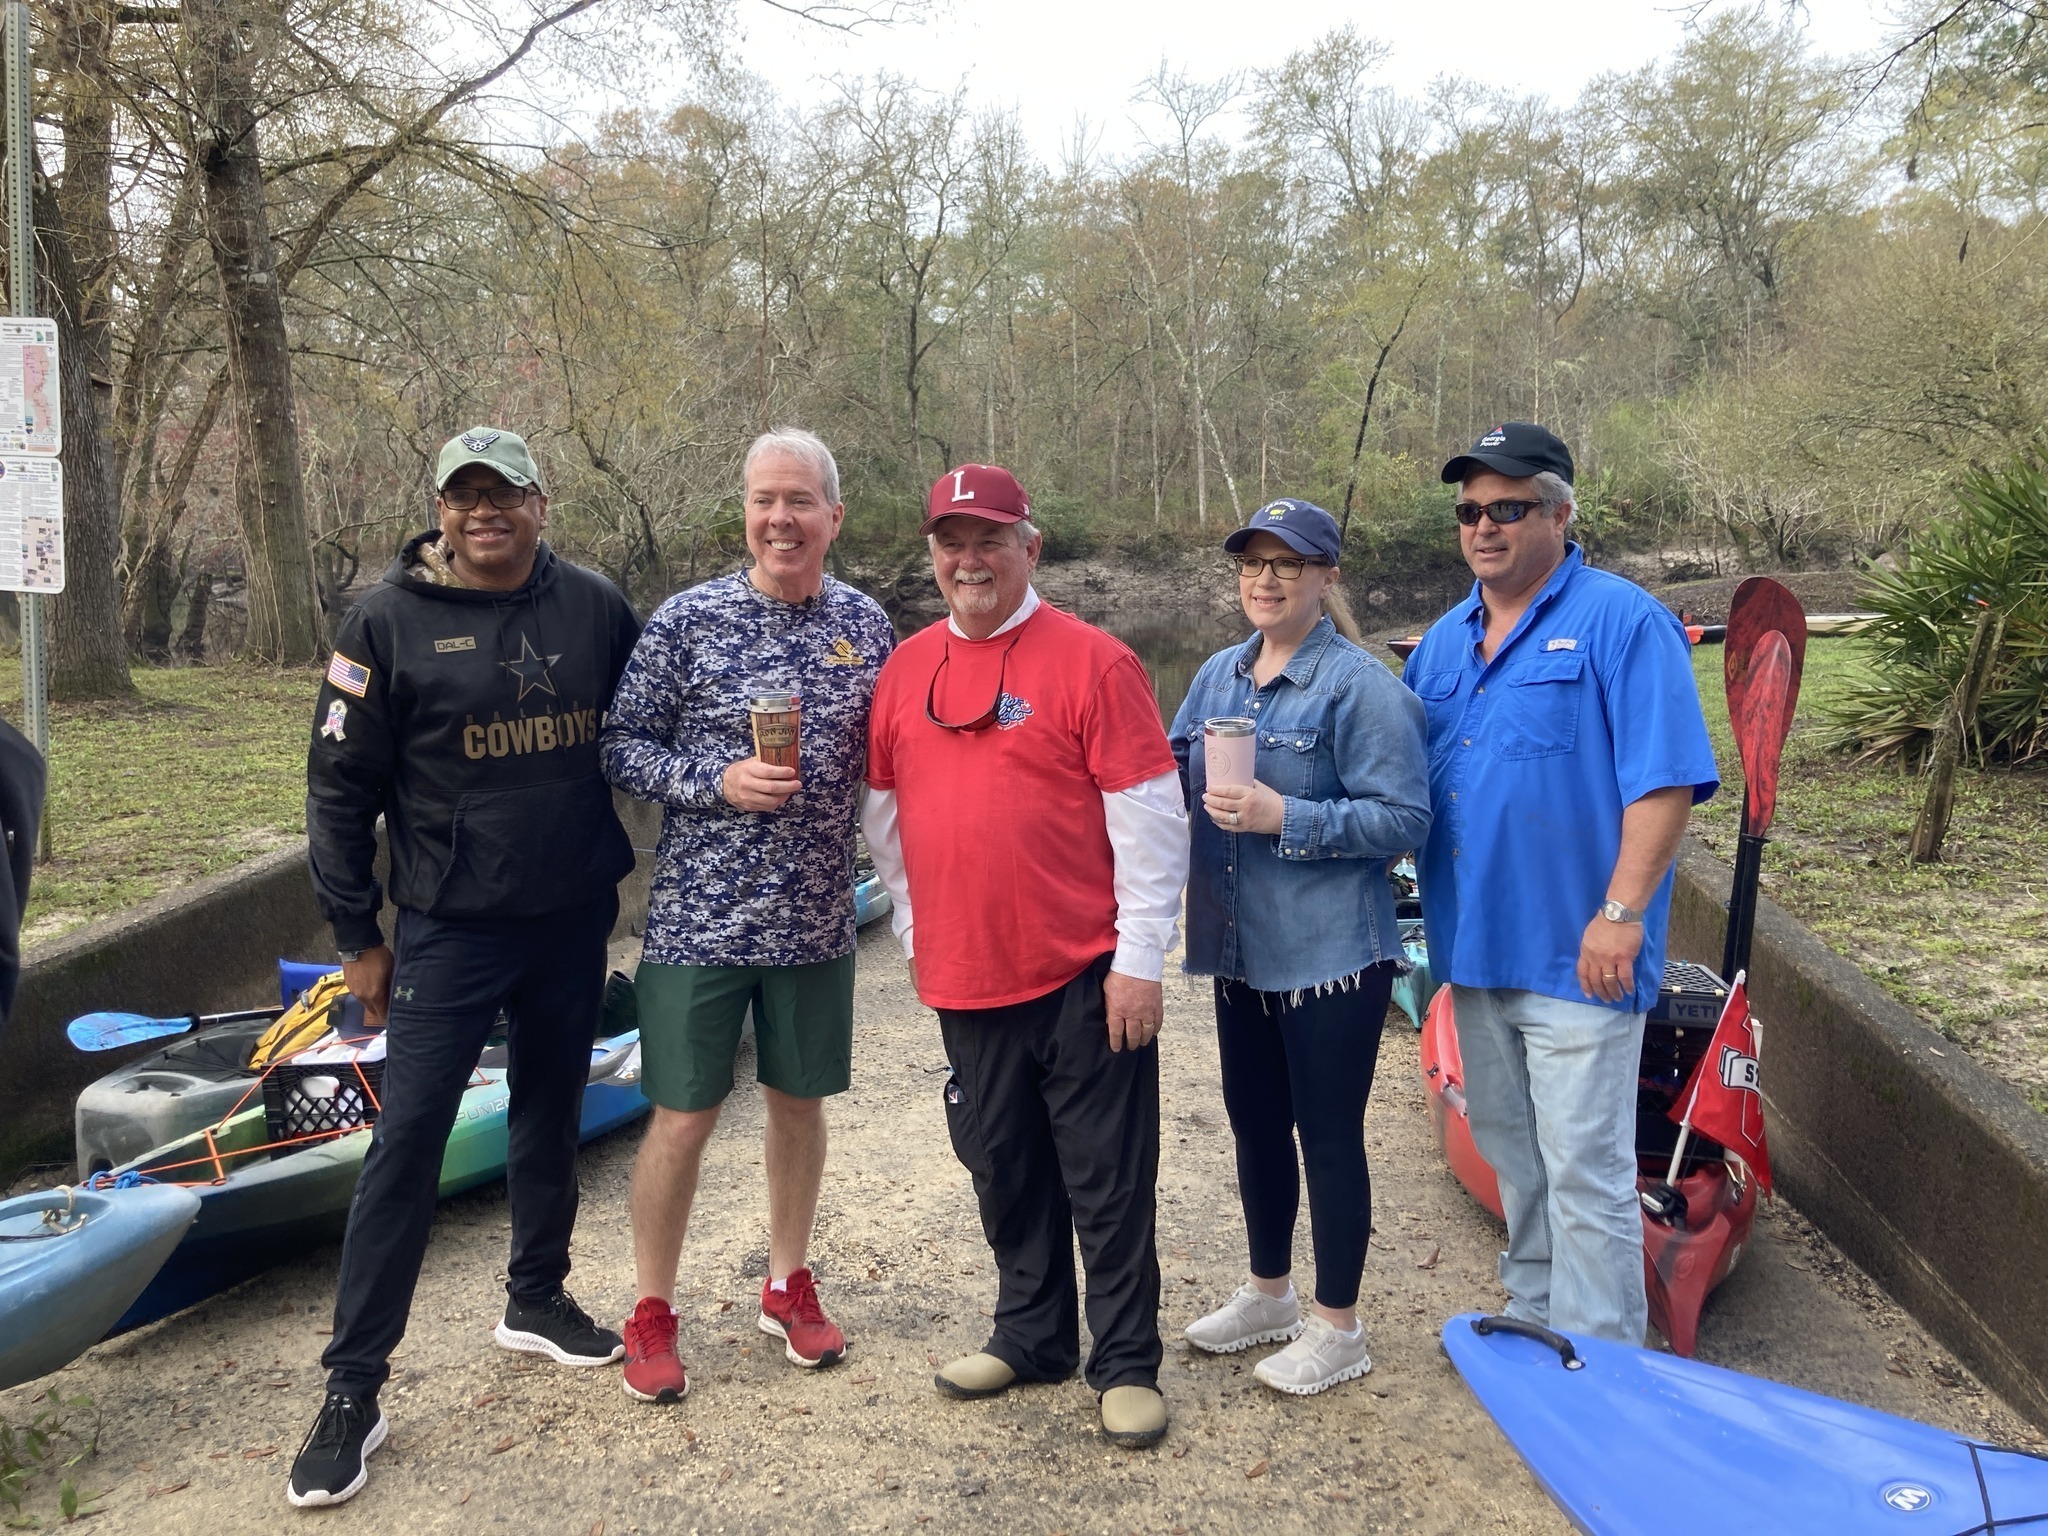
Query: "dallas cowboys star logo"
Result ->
[[500, 634, 562, 701]]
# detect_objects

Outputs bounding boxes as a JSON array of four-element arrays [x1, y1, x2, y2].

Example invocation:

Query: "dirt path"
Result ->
[[7, 924, 2040, 1533]]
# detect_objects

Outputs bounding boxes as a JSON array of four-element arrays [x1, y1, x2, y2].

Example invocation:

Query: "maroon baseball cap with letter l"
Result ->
[[921, 463, 1031, 534]]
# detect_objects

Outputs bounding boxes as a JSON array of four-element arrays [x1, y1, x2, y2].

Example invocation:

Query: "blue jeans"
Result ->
[[1453, 985, 1646, 1344]]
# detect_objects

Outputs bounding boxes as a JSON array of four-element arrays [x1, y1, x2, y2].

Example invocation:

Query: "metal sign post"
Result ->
[[3, 0, 46, 772]]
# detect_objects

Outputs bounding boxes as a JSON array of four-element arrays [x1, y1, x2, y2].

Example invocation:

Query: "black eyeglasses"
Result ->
[[1230, 555, 1322, 580], [440, 484, 533, 511], [1454, 499, 1544, 527], [925, 635, 1023, 732]]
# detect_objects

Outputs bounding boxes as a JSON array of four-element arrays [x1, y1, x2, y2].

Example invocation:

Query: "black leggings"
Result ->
[[1214, 964, 1393, 1311]]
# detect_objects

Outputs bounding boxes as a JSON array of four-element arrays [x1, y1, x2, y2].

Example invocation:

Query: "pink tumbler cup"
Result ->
[[1203, 717, 1257, 797]]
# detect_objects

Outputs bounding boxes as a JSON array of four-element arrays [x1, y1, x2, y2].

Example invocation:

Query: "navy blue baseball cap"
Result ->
[[1440, 421, 1575, 485], [1222, 499, 1342, 562]]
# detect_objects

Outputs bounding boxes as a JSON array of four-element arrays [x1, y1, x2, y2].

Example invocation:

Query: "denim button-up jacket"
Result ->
[[1168, 617, 1433, 993]]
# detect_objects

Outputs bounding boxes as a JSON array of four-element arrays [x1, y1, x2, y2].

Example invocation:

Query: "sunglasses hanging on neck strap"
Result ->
[[925, 631, 1025, 732]]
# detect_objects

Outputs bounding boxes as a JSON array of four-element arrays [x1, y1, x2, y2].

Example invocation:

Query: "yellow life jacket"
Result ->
[[248, 972, 352, 1070]]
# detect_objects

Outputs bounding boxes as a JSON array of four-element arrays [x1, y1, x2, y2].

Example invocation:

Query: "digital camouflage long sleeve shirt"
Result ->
[[599, 570, 895, 967]]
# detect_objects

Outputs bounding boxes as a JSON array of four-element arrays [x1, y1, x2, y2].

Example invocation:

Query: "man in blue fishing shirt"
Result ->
[[1405, 422, 1718, 1345]]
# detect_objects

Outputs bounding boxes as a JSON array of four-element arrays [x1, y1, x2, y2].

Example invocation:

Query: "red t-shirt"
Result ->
[[867, 603, 1176, 1010]]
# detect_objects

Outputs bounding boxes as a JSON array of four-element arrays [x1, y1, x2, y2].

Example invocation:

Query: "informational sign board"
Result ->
[[0, 316, 58, 456], [0, 454, 62, 591]]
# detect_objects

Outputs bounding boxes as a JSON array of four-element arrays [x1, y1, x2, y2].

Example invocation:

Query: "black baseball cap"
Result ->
[[1440, 422, 1574, 486], [1222, 499, 1343, 562]]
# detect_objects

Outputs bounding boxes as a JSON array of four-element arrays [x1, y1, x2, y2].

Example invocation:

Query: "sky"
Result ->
[[719, 0, 1906, 157]]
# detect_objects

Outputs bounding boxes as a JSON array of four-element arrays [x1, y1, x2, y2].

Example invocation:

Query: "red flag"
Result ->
[[1669, 971, 1774, 1195]]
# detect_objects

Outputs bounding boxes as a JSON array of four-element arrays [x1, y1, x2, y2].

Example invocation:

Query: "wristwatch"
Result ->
[[1600, 899, 1643, 925], [336, 948, 370, 963]]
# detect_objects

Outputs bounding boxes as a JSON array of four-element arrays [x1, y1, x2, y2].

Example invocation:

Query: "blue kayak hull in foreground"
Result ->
[[1443, 1312, 2048, 1535], [0, 1184, 201, 1390]]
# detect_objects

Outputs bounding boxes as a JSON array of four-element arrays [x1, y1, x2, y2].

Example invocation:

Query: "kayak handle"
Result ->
[[1472, 1315, 1584, 1370]]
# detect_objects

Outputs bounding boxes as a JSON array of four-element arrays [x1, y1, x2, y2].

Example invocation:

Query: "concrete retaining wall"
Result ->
[[1670, 837, 2048, 1428], [0, 794, 660, 1176]]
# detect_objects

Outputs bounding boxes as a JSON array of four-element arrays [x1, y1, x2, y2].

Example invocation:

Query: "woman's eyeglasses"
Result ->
[[1454, 499, 1543, 527], [440, 484, 534, 511], [1229, 555, 1323, 581], [925, 635, 1023, 732]]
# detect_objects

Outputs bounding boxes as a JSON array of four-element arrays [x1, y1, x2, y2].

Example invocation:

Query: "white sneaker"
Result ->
[[1253, 1314, 1373, 1395], [1184, 1284, 1302, 1354]]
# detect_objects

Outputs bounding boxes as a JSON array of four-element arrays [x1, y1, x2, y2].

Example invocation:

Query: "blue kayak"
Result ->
[[1443, 1312, 2048, 1535], [0, 1184, 201, 1390]]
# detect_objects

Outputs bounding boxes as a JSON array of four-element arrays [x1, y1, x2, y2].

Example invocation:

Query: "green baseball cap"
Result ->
[[435, 426, 545, 493]]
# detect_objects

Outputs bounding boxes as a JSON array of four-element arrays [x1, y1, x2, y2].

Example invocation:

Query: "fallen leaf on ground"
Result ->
[[718, 1464, 735, 1484], [718, 1299, 734, 1312], [1416, 1245, 1440, 1270], [133, 1461, 155, 1472], [473, 1391, 505, 1408], [458, 1489, 471, 1505], [243, 1445, 278, 1459], [1171, 1446, 1189, 1459], [851, 1374, 876, 1385], [1246, 1459, 1269, 1479], [1325, 1490, 1354, 1502], [491, 1435, 518, 1454], [590, 1521, 604, 1536], [145, 1481, 191, 1498]]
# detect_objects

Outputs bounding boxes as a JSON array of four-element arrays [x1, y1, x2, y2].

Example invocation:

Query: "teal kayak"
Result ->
[[106, 1027, 647, 1333]]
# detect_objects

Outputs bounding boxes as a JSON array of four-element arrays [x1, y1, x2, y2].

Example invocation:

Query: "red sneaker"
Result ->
[[757, 1267, 845, 1368], [621, 1296, 689, 1404]]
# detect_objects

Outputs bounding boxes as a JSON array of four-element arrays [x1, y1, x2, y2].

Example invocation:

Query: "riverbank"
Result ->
[[3, 921, 2038, 1532]]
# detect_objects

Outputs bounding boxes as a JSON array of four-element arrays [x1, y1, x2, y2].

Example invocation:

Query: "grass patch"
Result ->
[[0, 664, 319, 944], [1688, 642, 2048, 1112]]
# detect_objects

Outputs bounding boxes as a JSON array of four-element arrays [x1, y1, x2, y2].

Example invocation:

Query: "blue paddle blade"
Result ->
[[66, 1011, 195, 1052]]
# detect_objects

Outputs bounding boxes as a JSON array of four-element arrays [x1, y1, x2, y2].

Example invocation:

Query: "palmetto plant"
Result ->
[[1826, 448, 2048, 768]]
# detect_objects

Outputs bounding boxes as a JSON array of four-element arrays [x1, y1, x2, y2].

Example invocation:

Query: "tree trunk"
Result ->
[[1909, 606, 2002, 864], [185, 0, 322, 664], [31, 170, 131, 698], [175, 571, 211, 661]]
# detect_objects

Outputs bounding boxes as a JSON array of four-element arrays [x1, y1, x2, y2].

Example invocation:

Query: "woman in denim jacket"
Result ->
[[1167, 498, 1431, 1396]]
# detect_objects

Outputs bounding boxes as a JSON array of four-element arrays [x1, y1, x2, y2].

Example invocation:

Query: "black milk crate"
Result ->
[[261, 1058, 386, 1155], [1637, 960, 1732, 1178]]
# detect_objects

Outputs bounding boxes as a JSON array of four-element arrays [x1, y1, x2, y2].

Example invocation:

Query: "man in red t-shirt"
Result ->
[[862, 464, 1189, 1449]]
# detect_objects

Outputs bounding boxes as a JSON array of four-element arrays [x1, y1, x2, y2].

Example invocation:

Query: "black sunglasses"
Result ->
[[1454, 499, 1544, 527], [925, 635, 1023, 732], [440, 484, 534, 511]]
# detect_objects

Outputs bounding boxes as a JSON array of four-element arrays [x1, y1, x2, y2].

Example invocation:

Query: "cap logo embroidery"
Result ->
[[460, 430, 501, 452], [1260, 501, 1288, 521], [1480, 427, 1507, 447], [949, 469, 976, 502]]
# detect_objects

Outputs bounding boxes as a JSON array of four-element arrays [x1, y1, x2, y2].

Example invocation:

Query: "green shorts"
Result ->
[[634, 951, 856, 1112]]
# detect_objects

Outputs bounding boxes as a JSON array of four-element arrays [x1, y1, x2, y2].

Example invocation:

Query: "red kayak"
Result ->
[[1418, 983, 1756, 1356]]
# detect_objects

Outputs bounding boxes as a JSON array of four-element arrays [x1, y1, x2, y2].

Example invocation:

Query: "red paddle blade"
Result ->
[[1725, 577, 1807, 743], [1734, 631, 1794, 835]]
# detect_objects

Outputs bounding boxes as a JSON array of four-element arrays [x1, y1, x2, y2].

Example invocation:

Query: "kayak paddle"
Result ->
[[67, 1004, 285, 1054], [1719, 578, 1807, 982]]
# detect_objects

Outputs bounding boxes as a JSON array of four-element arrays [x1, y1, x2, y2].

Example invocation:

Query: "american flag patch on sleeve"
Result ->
[[326, 652, 371, 697]]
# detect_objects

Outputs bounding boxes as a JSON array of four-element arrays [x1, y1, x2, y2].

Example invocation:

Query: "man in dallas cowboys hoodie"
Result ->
[[290, 427, 641, 1509]]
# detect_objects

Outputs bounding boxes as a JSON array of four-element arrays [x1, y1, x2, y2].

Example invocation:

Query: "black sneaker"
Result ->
[[494, 1288, 624, 1366], [286, 1392, 386, 1508]]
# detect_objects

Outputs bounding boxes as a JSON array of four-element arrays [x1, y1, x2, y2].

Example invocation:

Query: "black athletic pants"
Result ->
[[1213, 964, 1394, 1311], [937, 954, 1162, 1393], [322, 894, 615, 1399]]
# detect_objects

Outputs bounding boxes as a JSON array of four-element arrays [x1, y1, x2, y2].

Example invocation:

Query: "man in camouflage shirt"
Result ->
[[600, 428, 894, 1402]]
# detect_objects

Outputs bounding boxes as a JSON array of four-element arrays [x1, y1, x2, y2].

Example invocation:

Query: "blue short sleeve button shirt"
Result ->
[[1404, 546, 1719, 1013]]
